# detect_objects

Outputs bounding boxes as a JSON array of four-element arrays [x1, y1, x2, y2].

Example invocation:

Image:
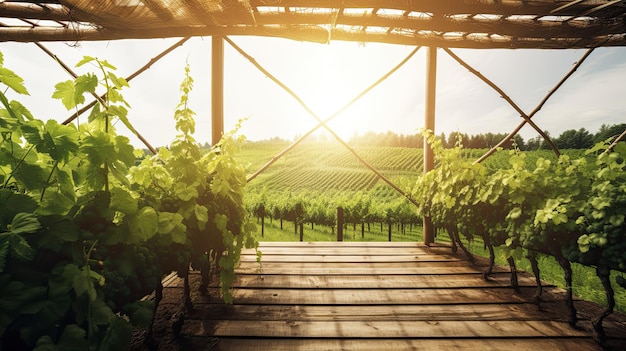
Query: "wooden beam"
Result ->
[[211, 36, 224, 146], [252, 12, 626, 39], [0, 2, 70, 21], [423, 46, 437, 246], [250, 0, 618, 17], [2, 24, 626, 49]]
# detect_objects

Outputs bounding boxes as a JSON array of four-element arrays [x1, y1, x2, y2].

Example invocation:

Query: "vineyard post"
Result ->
[[211, 35, 224, 145], [260, 204, 265, 237], [337, 207, 344, 241], [423, 46, 438, 245]]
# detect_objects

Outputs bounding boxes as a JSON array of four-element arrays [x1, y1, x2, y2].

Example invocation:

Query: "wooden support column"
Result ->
[[337, 207, 344, 242], [423, 46, 437, 245], [212, 36, 224, 146]]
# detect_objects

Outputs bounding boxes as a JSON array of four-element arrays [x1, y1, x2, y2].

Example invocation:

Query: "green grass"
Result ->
[[462, 237, 626, 313], [252, 218, 424, 242]]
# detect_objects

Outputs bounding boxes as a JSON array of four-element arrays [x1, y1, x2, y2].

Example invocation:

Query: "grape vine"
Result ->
[[0, 52, 256, 350], [412, 129, 626, 346]]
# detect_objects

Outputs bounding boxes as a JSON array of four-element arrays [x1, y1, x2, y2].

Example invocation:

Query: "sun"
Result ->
[[294, 45, 376, 141]]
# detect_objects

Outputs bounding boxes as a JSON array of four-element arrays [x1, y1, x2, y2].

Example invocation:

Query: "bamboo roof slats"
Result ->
[[2, 0, 626, 48], [150, 242, 626, 350]]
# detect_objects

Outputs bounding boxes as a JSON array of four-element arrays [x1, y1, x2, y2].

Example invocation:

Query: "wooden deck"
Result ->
[[150, 242, 626, 350]]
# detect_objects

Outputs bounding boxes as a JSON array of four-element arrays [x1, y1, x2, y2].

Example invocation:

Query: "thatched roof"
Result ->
[[1, 0, 626, 48]]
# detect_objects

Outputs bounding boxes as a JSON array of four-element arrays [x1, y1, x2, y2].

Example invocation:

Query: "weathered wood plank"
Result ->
[[255, 241, 443, 248], [210, 338, 604, 351], [240, 260, 471, 269], [199, 287, 531, 305], [236, 263, 506, 275], [239, 254, 464, 262], [187, 303, 560, 322], [183, 320, 590, 338], [247, 246, 454, 256], [227, 273, 541, 289]]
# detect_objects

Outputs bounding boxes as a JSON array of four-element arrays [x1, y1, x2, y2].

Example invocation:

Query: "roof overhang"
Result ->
[[1, 0, 626, 49]]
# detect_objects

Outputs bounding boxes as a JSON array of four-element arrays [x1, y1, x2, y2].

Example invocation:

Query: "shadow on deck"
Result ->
[[135, 242, 626, 350]]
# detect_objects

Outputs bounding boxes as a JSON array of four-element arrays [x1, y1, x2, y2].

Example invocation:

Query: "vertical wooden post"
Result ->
[[212, 36, 224, 146], [337, 207, 344, 242], [423, 46, 437, 246]]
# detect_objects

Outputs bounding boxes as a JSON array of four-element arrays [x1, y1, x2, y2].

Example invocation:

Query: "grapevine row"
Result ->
[[0, 54, 256, 349], [412, 130, 626, 346]]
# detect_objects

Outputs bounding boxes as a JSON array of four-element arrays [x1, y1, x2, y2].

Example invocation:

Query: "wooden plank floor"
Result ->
[[151, 242, 626, 351]]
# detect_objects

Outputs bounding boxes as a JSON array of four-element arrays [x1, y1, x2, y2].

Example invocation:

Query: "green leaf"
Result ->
[[34, 336, 57, 351], [128, 206, 158, 243], [8, 233, 34, 261], [8, 100, 33, 121], [8, 212, 41, 235], [41, 216, 78, 246], [0, 190, 37, 228], [110, 188, 138, 216], [0, 66, 29, 95], [89, 298, 115, 325], [577, 235, 590, 253], [74, 74, 97, 96], [56, 324, 89, 351], [108, 72, 129, 90], [99, 316, 132, 351], [195, 204, 209, 230], [125, 300, 154, 328], [41, 120, 79, 162], [75, 56, 96, 67], [98, 59, 117, 71], [52, 80, 78, 110], [0, 239, 8, 272], [508, 207, 522, 220], [72, 266, 99, 301], [215, 213, 228, 232], [11, 161, 48, 191], [174, 182, 198, 201], [39, 191, 75, 216], [157, 212, 186, 244]]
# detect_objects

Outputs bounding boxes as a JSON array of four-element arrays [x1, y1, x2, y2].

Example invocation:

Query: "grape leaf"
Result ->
[[8, 212, 41, 235], [110, 188, 137, 216], [100, 316, 132, 351], [0, 67, 29, 95], [56, 324, 89, 351], [52, 80, 78, 110], [128, 206, 158, 243], [124, 300, 154, 329], [72, 266, 99, 301]]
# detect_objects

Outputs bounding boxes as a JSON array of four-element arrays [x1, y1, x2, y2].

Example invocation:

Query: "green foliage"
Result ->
[[129, 63, 257, 303], [0, 54, 254, 349], [412, 128, 626, 333]]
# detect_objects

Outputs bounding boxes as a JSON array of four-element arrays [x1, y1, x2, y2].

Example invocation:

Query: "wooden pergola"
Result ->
[[2, 0, 626, 244], [2, 0, 626, 48]]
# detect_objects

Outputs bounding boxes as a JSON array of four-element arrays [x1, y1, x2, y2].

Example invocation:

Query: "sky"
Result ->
[[2, 36, 625, 148]]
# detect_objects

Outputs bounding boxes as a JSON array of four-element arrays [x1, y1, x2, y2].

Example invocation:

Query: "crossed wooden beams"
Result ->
[[35, 37, 596, 244]]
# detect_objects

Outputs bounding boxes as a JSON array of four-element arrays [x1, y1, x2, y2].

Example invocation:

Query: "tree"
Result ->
[[555, 128, 594, 149], [594, 123, 626, 143]]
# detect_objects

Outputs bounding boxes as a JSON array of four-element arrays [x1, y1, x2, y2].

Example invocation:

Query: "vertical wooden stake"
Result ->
[[423, 46, 437, 246], [337, 207, 344, 242], [212, 36, 224, 146]]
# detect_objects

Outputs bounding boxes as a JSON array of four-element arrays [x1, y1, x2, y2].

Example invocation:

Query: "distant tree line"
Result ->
[[348, 123, 625, 150]]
